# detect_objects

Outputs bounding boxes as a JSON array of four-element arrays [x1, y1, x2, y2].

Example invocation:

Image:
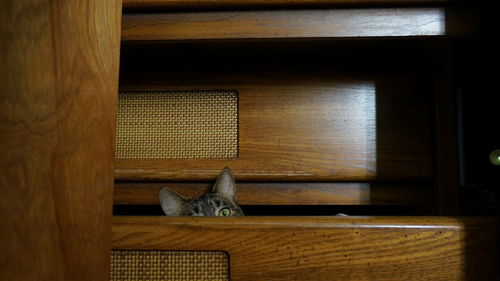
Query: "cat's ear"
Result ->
[[159, 187, 188, 216], [212, 167, 237, 201]]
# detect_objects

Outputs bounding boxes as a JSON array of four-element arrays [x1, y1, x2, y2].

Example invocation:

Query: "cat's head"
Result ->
[[159, 168, 244, 216]]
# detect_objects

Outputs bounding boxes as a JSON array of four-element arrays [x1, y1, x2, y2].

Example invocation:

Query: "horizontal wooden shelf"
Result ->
[[112, 216, 499, 281], [114, 182, 433, 205], [122, 0, 468, 10], [122, 7, 477, 41]]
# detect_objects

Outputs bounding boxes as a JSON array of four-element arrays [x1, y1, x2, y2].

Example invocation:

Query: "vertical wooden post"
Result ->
[[0, 1, 121, 280]]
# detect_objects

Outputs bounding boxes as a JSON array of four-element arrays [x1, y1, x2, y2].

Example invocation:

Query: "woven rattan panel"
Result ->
[[116, 91, 238, 159], [111, 250, 229, 281]]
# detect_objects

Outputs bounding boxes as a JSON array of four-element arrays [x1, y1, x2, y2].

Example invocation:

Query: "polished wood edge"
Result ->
[[114, 164, 432, 181], [112, 216, 498, 229]]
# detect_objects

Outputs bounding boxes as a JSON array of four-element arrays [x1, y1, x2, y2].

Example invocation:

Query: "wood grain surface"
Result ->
[[116, 66, 433, 181], [112, 216, 499, 281], [121, 8, 478, 41], [123, 0, 463, 10], [0, 1, 121, 280], [114, 182, 433, 205]]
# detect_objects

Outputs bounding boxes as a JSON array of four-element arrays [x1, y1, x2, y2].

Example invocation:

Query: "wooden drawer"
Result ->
[[117, 41, 435, 182], [112, 216, 499, 281]]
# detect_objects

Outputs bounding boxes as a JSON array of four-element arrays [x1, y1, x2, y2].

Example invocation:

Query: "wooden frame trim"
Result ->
[[0, 1, 122, 280]]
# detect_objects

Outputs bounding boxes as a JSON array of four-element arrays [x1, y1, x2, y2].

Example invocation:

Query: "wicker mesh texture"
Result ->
[[116, 91, 238, 159], [110, 250, 229, 281]]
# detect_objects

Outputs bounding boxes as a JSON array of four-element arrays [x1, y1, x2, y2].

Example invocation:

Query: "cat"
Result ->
[[159, 167, 244, 216]]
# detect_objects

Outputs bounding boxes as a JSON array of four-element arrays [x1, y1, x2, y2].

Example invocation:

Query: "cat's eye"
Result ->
[[219, 208, 231, 216]]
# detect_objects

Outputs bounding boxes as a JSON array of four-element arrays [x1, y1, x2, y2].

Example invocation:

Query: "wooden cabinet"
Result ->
[[112, 1, 498, 280], [1, 1, 497, 280]]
